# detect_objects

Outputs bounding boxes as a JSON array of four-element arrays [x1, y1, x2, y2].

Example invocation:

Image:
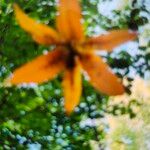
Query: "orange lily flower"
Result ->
[[10, 1, 137, 114]]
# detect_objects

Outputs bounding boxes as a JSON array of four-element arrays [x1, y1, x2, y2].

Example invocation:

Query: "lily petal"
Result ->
[[84, 30, 137, 52], [80, 54, 124, 95], [10, 48, 67, 84], [14, 4, 60, 45], [56, 0, 84, 42], [62, 57, 82, 114]]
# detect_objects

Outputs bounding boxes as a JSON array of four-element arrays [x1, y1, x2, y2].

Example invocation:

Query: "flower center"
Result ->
[[65, 43, 79, 69]]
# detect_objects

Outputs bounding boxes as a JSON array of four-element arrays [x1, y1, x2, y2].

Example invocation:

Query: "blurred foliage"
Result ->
[[105, 78, 150, 150], [0, 0, 150, 149]]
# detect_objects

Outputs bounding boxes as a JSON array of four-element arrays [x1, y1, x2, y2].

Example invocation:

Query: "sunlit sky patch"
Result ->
[[98, 0, 132, 17]]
